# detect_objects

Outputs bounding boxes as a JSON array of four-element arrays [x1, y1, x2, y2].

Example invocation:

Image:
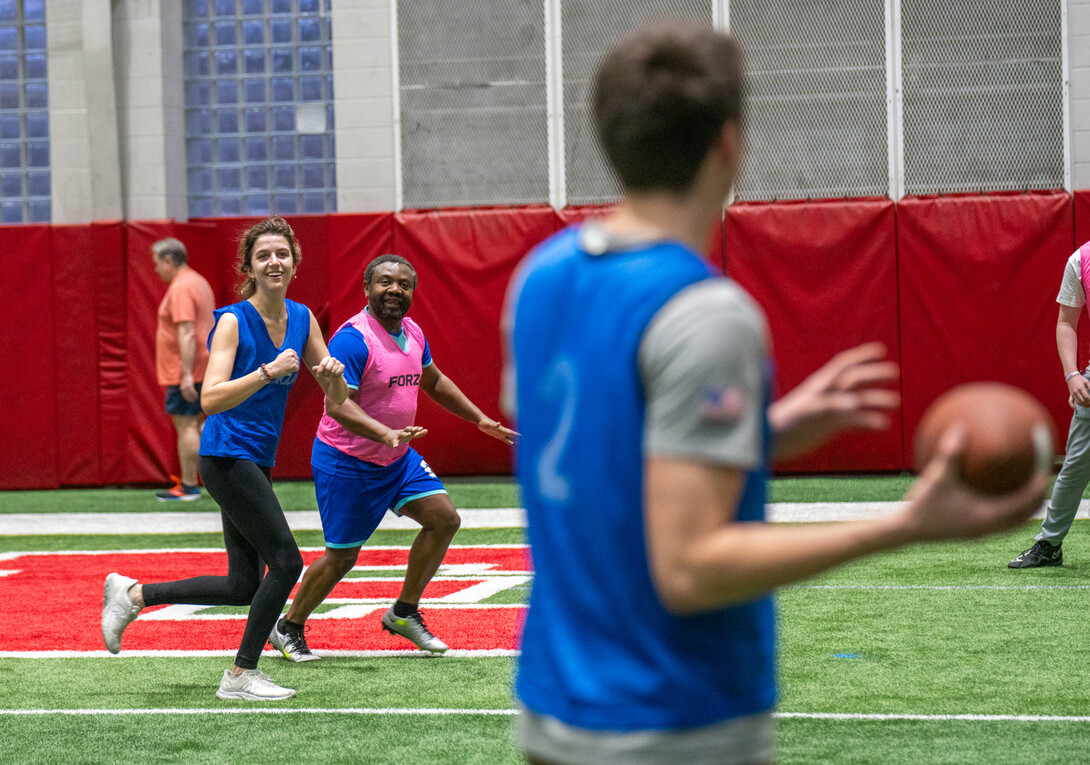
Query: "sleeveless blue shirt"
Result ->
[[509, 226, 776, 731], [199, 299, 311, 467]]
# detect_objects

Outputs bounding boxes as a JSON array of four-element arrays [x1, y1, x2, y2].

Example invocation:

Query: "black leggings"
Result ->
[[142, 455, 303, 670]]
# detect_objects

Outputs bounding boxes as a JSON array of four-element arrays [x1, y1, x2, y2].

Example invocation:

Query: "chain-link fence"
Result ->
[[900, 0, 1065, 195], [730, 0, 889, 200], [395, 0, 1066, 208], [397, 0, 548, 209], [560, 0, 712, 205]]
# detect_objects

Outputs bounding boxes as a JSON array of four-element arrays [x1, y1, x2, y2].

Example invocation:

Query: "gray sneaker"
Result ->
[[269, 621, 320, 662], [381, 606, 448, 653], [101, 573, 141, 654], [215, 669, 296, 701]]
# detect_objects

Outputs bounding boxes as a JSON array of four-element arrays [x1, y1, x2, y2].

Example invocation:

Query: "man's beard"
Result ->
[[371, 295, 410, 321]]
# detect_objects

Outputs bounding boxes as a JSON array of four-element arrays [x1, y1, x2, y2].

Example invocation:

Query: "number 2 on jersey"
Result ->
[[537, 358, 576, 503]]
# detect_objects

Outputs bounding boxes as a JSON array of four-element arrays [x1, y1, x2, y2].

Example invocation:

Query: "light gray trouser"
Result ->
[[1039, 392, 1090, 544]]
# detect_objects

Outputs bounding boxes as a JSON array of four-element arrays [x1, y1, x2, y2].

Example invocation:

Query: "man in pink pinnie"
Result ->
[[268, 254, 517, 660]]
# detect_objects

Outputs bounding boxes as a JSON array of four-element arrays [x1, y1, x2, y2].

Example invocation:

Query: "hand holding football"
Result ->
[[914, 382, 1055, 495]]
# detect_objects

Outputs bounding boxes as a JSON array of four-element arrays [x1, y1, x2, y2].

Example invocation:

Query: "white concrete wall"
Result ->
[[46, 0, 122, 223], [1071, 0, 1090, 190], [331, 0, 398, 212], [112, 0, 187, 221]]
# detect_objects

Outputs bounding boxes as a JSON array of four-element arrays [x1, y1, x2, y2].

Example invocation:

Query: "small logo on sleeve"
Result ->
[[701, 388, 746, 423]]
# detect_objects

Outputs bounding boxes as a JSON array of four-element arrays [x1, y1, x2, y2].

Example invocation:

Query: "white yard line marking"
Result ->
[[2, 708, 1088, 722], [313, 602, 522, 608], [0, 544, 527, 561], [776, 712, 1090, 722], [766, 501, 1061, 522], [793, 584, 1090, 591], [432, 575, 532, 603], [0, 508, 527, 535], [1, 500, 1074, 536], [0, 707, 519, 716], [139, 596, 528, 622], [0, 649, 519, 658]]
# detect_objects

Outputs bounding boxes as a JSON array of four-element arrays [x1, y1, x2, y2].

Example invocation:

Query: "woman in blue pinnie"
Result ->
[[101, 217, 348, 701]]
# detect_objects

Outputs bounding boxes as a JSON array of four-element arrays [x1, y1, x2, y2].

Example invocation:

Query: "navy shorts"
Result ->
[[165, 384, 203, 417], [313, 445, 447, 548]]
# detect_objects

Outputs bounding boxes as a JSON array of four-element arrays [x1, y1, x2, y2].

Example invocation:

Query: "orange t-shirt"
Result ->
[[156, 267, 216, 386]]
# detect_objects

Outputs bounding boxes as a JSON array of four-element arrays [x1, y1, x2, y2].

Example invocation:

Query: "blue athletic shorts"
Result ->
[[165, 384, 203, 416], [311, 439, 447, 548]]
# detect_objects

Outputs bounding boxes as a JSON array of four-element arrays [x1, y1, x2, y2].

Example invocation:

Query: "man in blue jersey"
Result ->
[[503, 20, 1047, 764]]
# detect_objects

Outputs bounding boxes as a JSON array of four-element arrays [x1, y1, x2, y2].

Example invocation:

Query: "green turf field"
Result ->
[[0, 476, 522, 514], [2, 478, 1089, 764]]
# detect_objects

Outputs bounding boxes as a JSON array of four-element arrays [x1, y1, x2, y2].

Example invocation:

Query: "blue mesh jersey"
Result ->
[[508, 225, 776, 732], [200, 299, 311, 468]]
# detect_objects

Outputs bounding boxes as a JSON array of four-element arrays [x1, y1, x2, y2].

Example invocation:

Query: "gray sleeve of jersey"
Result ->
[[638, 280, 767, 468], [1057, 251, 1085, 308]]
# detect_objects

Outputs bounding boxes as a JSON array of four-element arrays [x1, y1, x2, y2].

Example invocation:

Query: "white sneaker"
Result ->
[[269, 621, 321, 662], [216, 669, 296, 701], [101, 573, 141, 654], [381, 606, 449, 653]]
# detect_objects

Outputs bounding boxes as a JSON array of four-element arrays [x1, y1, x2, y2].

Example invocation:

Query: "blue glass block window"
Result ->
[[184, 0, 336, 218], [0, 0, 49, 223]]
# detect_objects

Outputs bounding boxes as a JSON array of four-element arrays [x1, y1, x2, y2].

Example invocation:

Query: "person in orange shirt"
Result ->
[[152, 237, 216, 501]]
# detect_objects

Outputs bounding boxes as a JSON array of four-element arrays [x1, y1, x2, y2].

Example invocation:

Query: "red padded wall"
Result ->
[[49, 224, 102, 485], [8, 197, 1090, 489], [1076, 190, 1090, 248], [325, 213, 394, 329], [557, 204, 612, 227], [898, 192, 1074, 463], [0, 225, 57, 488], [121, 222, 165, 484], [723, 199, 902, 472], [392, 207, 557, 475], [191, 217, 253, 305], [49, 223, 126, 485], [93, 222, 135, 485]]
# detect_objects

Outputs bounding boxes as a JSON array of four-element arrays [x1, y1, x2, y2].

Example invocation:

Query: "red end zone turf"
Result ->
[[0, 546, 529, 653]]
